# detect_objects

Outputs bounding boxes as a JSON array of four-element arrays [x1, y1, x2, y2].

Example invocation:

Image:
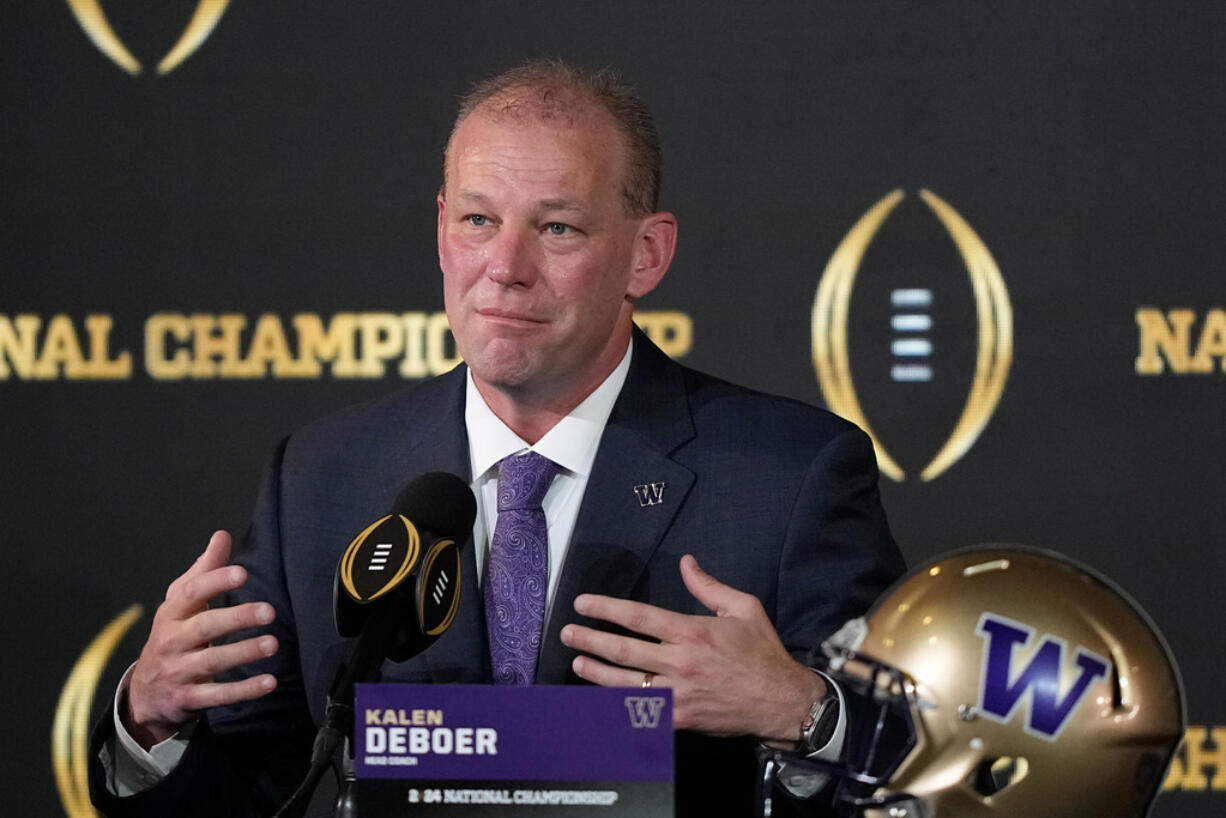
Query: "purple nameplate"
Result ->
[[355, 684, 673, 782]]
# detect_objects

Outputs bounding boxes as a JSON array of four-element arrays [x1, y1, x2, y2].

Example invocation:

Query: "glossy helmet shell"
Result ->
[[825, 545, 1184, 818]]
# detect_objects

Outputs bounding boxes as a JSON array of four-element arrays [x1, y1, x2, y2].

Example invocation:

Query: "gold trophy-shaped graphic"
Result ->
[[66, 0, 231, 76], [53, 606, 143, 818], [813, 190, 1012, 482]]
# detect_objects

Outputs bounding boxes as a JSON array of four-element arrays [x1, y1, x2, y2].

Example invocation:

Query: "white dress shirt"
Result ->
[[465, 341, 632, 623]]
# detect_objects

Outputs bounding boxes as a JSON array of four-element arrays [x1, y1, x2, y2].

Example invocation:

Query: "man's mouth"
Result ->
[[477, 308, 545, 325]]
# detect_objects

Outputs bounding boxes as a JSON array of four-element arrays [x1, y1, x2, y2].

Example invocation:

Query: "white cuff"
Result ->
[[103, 663, 196, 796], [807, 670, 847, 760], [774, 669, 845, 799]]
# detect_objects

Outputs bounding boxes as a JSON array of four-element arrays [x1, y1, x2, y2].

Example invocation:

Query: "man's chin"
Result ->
[[465, 349, 543, 394]]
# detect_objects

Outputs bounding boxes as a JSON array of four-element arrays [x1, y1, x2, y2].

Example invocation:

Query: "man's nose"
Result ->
[[485, 225, 538, 287]]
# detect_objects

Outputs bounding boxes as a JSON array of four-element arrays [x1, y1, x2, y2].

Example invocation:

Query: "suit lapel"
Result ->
[[536, 332, 696, 683]]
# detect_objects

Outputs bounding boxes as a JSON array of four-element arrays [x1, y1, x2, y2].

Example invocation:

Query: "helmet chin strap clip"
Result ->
[[881, 799, 928, 818], [848, 793, 929, 818], [822, 617, 869, 671]]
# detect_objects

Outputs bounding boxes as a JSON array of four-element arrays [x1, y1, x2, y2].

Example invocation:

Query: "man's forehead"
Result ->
[[444, 109, 623, 188], [451, 187, 589, 215], [454, 108, 617, 156]]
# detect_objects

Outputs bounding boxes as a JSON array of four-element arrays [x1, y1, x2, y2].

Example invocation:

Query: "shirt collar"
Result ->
[[465, 338, 633, 481]]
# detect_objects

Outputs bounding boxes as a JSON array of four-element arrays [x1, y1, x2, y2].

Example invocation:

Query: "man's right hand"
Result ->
[[123, 530, 280, 750]]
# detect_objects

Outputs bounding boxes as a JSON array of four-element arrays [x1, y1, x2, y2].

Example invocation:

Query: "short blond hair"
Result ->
[[446, 58, 661, 216]]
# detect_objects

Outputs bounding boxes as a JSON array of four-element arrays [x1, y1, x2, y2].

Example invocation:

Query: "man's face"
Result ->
[[438, 108, 668, 411]]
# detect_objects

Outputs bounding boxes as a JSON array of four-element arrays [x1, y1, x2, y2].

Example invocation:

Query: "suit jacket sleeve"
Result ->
[[775, 424, 903, 662], [671, 425, 902, 818], [89, 437, 317, 818]]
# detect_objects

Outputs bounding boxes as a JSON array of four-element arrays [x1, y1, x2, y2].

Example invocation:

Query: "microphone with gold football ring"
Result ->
[[275, 472, 475, 818], [328, 471, 475, 702], [333, 471, 476, 663]]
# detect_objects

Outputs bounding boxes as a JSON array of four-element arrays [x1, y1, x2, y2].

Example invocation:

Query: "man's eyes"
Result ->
[[461, 216, 576, 236]]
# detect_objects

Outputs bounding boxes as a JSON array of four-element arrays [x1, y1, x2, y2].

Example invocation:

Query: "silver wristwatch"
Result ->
[[798, 688, 840, 754]]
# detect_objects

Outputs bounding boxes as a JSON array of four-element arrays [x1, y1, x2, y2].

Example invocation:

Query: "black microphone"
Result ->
[[275, 472, 475, 818], [333, 471, 477, 665], [323, 470, 475, 744]]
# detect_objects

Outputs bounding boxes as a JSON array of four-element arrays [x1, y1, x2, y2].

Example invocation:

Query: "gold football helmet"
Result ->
[[771, 545, 1185, 817]]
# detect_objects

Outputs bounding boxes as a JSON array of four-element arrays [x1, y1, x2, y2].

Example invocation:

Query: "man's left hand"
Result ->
[[559, 554, 826, 744]]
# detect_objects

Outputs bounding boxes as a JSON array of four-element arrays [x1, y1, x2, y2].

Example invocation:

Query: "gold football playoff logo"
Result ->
[[53, 606, 143, 818], [65, 0, 231, 75], [813, 190, 1012, 482]]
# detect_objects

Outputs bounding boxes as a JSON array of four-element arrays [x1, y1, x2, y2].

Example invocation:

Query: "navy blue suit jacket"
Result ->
[[91, 330, 903, 817]]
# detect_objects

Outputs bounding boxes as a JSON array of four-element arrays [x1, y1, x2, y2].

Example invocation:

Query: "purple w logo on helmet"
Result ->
[[975, 613, 1111, 740]]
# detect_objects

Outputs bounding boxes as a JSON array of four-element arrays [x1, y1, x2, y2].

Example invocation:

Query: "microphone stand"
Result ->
[[270, 693, 357, 818], [273, 597, 403, 818], [333, 740, 358, 818], [275, 473, 474, 816]]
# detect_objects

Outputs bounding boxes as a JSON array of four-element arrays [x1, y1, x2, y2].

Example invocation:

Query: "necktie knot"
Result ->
[[496, 451, 559, 511]]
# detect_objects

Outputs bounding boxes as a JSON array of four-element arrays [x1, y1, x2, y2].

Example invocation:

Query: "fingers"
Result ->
[[679, 554, 760, 618], [153, 638, 280, 715], [561, 622, 660, 673], [163, 532, 243, 617], [571, 653, 665, 689], [174, 564, 247, 613], [125, 530, 281, 746], [562, 556, 801, 738], [162, 601, 275, 654], [569, 559, 764, 638], [191, 530, 233, 579], [562, 559, 761, 680], [184, 633, 280, 679], [572, 593, 689, 643], [127, 630, 281, 745], [129, 671, 279, 742], [182, 675, 278, 713]]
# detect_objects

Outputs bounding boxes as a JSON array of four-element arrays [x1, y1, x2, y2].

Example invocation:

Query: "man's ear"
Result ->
[[627, 211, 678, 299], [436, 193, 447, 264]]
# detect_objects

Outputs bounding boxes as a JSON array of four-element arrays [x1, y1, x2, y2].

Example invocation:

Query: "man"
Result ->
[[90, 59, 903, 817]]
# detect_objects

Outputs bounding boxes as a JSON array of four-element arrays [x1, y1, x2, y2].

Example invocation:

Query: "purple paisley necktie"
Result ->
[[485, 451, 560, 685]]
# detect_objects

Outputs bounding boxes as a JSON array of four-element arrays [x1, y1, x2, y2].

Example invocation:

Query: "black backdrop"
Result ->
[[4, 2, 1224, 815]]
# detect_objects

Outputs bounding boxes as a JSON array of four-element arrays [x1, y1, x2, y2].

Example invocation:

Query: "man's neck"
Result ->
[[472, 375, 604, 445], [470, 338, 634, 445]]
